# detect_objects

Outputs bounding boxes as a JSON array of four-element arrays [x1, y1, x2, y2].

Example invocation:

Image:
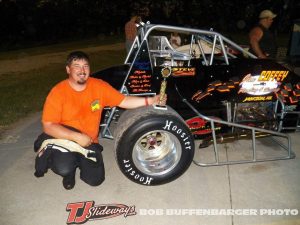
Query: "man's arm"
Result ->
[[249, 27, 266, 58], [42, 121, 92, 147], [118, 95, 165, 109]]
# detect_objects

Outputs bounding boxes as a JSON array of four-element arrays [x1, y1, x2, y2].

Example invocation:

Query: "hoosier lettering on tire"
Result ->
[[114, 106, 195, 185]]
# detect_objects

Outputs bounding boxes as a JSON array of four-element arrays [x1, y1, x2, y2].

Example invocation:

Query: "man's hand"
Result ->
[[42, 122, 93, 147], [151, 94, 167, 106], [73, 132, 93, 147]]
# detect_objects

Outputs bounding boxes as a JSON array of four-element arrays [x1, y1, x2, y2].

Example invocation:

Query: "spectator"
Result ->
[[170, 32, 181, 49], [125, 14, 141, 53], [249, 9, 277, 59]]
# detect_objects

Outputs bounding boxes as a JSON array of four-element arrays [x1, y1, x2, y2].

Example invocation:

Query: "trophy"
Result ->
[[158, 66, 171, 106]]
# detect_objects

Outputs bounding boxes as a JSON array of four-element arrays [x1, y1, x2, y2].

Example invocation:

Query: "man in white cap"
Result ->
[[249, 9, 277, 59]]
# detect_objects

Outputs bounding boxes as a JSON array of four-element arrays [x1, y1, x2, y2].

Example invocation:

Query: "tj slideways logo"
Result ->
[[66, 201, 136, 224]]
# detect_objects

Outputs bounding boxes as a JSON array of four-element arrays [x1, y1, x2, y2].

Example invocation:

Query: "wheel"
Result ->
[[114, 105, 195, 185]]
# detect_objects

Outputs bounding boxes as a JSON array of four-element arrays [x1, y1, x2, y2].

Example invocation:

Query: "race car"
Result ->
[[92, 23, 300, 185]]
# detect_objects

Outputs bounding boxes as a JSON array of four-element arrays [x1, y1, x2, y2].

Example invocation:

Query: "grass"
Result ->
[[0, 64, 66, 126], [0, 35, 124, 60], [0, 38, 126, 134]]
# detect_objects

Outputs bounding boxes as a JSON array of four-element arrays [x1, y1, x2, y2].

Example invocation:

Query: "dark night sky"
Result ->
[[0, 0, 299, 50]]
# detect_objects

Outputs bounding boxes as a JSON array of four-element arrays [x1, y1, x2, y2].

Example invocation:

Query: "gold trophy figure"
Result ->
[[158, 66, 171, 106]]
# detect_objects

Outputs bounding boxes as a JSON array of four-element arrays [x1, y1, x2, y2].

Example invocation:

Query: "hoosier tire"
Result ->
[[114, 106, 195, 185]]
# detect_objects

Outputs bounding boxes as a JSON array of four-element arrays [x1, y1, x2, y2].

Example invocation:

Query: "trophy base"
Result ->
[[153, 105, 168, 110]]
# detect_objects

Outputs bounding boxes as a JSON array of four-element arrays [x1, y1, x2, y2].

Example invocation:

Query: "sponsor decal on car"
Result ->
[[242, 95, 273, 102], [239, 73, 280, 96], [258, 70, 289, 82], [128, 70, 152, 93], [186, 117, 221, 135], [171, 67, 196, 76]]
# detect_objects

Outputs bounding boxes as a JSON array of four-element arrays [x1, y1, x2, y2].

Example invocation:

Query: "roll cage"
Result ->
[[125, 23, 257, 66]]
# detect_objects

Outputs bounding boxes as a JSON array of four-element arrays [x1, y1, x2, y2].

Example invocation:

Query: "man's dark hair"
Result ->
[[66, 51, 90, 66]]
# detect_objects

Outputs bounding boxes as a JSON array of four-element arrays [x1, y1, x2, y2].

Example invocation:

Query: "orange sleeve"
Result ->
[[100, 81, 125, 107], [42, 86, 63, 123]]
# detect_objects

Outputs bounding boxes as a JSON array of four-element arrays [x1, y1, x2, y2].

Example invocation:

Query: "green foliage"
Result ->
[[0, 64, 65, 126]]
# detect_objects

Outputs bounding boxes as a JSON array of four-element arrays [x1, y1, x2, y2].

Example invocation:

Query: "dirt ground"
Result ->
[[0, 43, 124, 76]]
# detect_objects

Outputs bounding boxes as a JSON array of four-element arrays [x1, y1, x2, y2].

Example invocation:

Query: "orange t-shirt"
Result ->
[[42, 77, 125, 142]]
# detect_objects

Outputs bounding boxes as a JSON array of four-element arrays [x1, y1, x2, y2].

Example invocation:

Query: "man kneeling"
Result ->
[[34, 51, 165, 190]]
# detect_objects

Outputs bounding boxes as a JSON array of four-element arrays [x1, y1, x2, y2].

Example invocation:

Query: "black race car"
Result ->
[[92, 23, 300, 185]]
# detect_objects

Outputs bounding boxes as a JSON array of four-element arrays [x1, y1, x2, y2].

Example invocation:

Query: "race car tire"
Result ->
[[114, 105, 195, 185]]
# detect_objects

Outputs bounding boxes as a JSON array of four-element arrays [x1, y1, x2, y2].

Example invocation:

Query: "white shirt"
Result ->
[[170, 34, 181, 49]]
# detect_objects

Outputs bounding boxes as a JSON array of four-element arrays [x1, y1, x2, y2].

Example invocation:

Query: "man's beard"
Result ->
[[77, 79, 87, 85], [77, 73, 87, 85]]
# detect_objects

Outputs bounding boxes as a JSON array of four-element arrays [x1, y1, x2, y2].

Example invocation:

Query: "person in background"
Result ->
[[125, 13, 141, 53], [34, 51, 166, 190], [170, 32, 181, 49], [249, 9, 277, 59]]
